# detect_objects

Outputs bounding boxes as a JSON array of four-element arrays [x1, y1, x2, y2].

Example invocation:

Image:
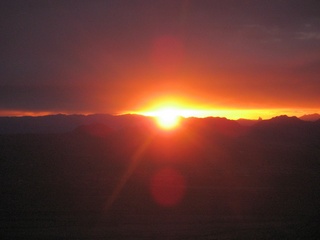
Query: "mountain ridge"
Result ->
[[0, 113, 319, 135]]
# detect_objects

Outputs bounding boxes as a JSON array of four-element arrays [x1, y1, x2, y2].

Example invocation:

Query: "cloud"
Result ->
[[296, 31, 320, 40], [239, 24, 283, 43]]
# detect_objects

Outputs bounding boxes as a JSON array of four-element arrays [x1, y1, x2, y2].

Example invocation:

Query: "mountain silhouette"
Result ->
[[300, 113, 320, 121], [0, 114, 153, 134], [249, 115, 320, 142], [72, 123, 113, 137]]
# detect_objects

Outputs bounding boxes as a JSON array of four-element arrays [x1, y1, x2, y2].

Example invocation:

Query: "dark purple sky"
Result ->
[[1, 0, 320, 116]]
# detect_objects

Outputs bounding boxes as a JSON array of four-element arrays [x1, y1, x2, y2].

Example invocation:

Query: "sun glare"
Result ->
[[130, 96, 320, 123], [155, 108, 180, 129]]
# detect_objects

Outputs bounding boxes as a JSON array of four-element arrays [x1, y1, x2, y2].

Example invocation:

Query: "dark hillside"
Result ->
[[1, 115, 320, 239]]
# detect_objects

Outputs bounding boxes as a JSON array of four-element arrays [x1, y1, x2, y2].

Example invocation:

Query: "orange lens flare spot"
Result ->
[[150, 168, 186, 207]]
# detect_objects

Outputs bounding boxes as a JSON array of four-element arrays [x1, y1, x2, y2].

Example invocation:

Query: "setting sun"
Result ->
[[155, 108, 180, 129]]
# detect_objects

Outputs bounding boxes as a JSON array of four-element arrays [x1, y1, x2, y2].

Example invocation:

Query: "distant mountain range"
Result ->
[[0, 113, 319, 134], [0, 114, 152, 134], [299, 113, 320, 121]]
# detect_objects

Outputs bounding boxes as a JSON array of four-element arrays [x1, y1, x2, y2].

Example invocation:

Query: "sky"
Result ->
[[1, 0, 320, 119]]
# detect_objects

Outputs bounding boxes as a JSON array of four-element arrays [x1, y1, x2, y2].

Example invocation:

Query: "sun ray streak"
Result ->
[[103, 134, 154, 212]]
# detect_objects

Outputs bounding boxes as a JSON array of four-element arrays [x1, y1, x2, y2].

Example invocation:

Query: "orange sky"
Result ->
[[0, 1, 319, 119]]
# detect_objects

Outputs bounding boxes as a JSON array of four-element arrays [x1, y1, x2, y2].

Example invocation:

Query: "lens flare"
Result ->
[[150, 168, 186, 207]]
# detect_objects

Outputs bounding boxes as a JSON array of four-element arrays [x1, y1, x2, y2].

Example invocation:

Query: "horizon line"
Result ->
[[0, 110, 319, 121]]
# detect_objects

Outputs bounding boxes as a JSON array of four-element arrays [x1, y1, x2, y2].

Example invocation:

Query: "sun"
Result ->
[[155, 108, 180, 130], [132, 97, 211, 129]]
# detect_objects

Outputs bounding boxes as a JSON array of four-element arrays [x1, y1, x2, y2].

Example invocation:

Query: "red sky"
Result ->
[[1, 0, 320, 118]]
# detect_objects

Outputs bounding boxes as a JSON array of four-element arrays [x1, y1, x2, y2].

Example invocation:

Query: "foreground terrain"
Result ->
[[1, 115, 320, 239]]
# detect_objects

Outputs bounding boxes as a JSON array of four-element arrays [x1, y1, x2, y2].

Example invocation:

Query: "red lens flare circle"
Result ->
[[150, 168, 186, 207]]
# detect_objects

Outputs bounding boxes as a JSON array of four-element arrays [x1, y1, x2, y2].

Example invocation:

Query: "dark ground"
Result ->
[[1, 115, 320, 239]]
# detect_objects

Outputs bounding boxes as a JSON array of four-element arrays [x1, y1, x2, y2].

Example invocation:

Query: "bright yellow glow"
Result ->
[[135, 107, 320, 121], [126, 96, 320, 120], [155, 108, 180, 129], [135, 97, 210, 119]]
